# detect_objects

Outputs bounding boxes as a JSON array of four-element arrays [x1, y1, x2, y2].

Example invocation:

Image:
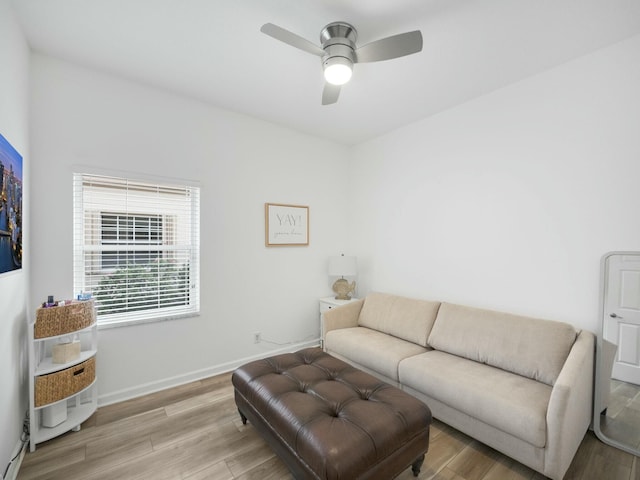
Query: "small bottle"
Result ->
[[77, 292, 92, 301]]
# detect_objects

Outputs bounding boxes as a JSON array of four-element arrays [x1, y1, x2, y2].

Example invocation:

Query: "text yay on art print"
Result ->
[[265, 203, 309, 246]]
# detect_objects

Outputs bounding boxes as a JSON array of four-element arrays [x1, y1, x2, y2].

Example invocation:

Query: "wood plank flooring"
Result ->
[[17, 372, 640, 480]]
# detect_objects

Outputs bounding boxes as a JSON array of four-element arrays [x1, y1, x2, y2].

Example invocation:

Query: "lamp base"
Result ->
[[332, 278, 356, 301]]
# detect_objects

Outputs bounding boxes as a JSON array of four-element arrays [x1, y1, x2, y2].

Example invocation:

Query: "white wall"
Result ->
[[29, 55, 351, 403], [25, 17, 640, 411], [350, 34, 640, 333], [0, 0, 29, 473]]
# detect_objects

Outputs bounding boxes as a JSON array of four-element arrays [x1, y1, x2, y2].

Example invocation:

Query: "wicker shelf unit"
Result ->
[[28, 300, 98, 452]]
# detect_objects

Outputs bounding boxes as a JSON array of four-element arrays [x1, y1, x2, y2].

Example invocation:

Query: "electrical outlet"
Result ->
[[253, 332, 261, 344]]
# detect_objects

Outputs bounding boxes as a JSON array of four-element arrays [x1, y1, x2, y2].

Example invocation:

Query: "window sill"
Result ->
[[97, 312, 200, 330]]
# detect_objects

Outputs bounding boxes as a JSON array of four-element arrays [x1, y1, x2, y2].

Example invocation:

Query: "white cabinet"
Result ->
[[319, 297, 357, 348], [28, 308, 98, 452]]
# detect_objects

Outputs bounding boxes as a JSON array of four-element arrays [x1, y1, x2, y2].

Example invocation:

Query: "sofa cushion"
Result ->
[[399, 350, 552, 448], [324, 326, 429, 381], [427, 303, 578, 386], [358, 292, 441, 347]]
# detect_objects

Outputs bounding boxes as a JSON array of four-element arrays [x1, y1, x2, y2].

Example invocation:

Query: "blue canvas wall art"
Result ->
[[0, 133, 23, 274]]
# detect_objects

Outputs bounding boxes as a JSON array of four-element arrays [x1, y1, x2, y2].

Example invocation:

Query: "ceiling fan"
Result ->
[[260, 21, 423, 105]]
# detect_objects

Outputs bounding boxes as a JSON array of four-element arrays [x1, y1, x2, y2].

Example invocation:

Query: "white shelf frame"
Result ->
[[35, 350, 98, 376], [28, 319, 98, 452], [31, 381, 98, 445]]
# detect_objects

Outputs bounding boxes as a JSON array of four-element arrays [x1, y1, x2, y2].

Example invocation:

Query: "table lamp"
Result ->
[[328, 254, 357, 300]]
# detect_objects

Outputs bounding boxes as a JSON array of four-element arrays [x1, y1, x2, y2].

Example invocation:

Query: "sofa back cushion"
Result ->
[[427, 303, 578, 386], [358, 292, 441, 347]]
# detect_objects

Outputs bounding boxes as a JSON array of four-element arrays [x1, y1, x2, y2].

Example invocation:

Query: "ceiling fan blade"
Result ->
[[355, 30, 423, 63], [322, 83, 341, 105], [260, 23, 325, 57]]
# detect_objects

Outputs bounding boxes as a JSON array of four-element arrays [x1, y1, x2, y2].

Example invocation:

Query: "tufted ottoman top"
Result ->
[[232, 348, 431, 479]]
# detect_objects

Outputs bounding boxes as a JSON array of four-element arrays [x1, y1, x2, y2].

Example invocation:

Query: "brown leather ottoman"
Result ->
[[232, 347, 431, 479]]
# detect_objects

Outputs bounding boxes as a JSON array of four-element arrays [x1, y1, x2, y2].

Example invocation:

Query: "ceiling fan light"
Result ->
[[323, 57, 353, 85]]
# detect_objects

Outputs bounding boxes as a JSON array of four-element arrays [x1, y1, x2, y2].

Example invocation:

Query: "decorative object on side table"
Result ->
[[328, 254, 357, 300]]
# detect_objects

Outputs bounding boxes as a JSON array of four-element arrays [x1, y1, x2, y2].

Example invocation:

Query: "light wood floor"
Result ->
[[17, 372, 640, 480]]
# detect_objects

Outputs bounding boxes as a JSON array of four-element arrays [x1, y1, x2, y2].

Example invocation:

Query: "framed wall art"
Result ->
[[0, 133, 23, 275], [265, 203, 309, 247]]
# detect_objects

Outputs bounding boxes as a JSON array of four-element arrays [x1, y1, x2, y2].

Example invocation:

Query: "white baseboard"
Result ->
[[4, 438, 27, 480], [98, 340, 319, 407]]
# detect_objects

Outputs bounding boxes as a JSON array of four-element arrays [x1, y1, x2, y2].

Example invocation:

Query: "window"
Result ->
[[100, 213, 163, 269], [73, 173, 200, 326]]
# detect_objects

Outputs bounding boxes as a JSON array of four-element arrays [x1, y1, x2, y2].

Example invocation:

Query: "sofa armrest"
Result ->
[[323, 299, 364, 339], [544, 329, 595, 480]]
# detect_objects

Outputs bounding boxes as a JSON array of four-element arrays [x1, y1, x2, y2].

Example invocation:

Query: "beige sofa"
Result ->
[[323, 292, 594, 480]]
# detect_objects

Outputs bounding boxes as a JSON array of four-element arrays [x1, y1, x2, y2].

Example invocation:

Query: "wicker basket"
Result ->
[[34, 299, 96, 339], [35, 356, 96, 407]]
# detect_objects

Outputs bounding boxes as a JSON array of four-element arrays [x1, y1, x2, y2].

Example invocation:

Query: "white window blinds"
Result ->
[[73, 173, 200, 326]]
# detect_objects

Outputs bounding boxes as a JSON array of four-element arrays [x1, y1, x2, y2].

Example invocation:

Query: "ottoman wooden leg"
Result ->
[[411, 454, 425, 477], [238, 409, 247, 425]]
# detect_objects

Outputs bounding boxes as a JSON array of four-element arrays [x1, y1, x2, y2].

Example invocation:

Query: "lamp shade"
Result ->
[[328, 255, 357, 277]]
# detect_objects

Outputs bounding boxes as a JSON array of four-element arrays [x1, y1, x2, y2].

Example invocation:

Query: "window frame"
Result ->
[[73, 172, 200, 328]]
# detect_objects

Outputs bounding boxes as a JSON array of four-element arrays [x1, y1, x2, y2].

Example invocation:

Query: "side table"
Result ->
[[319, 296, 358, 348]]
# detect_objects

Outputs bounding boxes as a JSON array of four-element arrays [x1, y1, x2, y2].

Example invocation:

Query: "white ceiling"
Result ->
[[11, 0, 640, 145]]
